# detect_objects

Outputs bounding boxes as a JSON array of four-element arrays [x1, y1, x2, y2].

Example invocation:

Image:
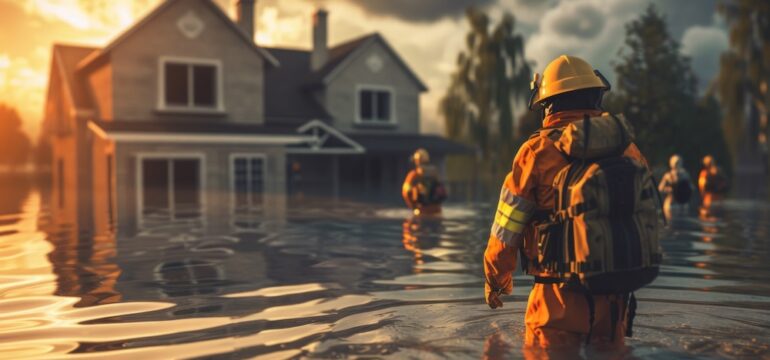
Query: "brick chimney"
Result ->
[[311, 9, 329, 71], [236, 0, 256, 41]]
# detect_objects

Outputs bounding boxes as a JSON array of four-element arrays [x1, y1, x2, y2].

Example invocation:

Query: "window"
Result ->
[[231, 155, 265, 228], [160, 58, 220, 110], [139, 157, 202, 225], [358, 88, 393, 123]]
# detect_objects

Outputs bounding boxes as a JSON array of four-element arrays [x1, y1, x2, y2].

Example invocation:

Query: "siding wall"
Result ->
[[114, 143, 286, 234], [108, 0, 265, 123], [322, 41, 422, 134]]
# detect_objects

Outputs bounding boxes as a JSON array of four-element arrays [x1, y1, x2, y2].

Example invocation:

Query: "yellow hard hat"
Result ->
[[529, 55, 609, 109], [413, 148, 430, 164], [702, 155, 714, 168]]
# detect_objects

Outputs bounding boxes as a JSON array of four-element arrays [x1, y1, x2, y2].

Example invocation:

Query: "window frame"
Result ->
[[354, 84, 397, 126], [228, 153, 267, 227], [157, 56, 224, 113], [135, 152, 207, 229]]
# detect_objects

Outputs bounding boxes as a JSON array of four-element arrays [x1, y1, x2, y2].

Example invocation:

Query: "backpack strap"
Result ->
[[582, 114, 591, 161], [626, 292, 637, 337], [552, 200, 596, 222]]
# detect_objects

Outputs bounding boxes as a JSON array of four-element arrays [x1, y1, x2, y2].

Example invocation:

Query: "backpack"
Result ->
[[704, 169, 728, 194], [415, 165, 446, 205], [533, 113, 662, 342], [429, 181, 448, 204], [672, 178, 692, 204]]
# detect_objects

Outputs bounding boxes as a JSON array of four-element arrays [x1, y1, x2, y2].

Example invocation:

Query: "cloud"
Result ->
[[650, 0, 720, 39], [525, 0, 637, 86], [332, 0, 496, 23], [549, 2, 605, 39], [523, 0, 723, 95], [680, 25, 728, 91]]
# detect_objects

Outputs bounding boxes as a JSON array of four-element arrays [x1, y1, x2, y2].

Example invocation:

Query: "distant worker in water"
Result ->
[[698, 155, 728, 213], [483, 55, 661, 352], [658, 154, 694, 220], [402, 148, 447, 216]]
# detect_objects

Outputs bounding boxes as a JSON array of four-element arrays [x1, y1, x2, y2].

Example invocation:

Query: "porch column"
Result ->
[[331, 155, 339, 200]]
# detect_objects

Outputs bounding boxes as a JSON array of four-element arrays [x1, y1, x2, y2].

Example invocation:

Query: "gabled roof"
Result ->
[[264, 33, 428, 122], [77, 0, 278, 73], [310, 34, 376, 84], [291, 120, 365, 154], [52, 44, 99, 111], [308, 33, 428, 92], [263, 48, 332, 124]]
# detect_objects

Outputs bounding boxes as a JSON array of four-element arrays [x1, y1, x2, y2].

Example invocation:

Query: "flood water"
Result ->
[[1, 180, 769, 359]]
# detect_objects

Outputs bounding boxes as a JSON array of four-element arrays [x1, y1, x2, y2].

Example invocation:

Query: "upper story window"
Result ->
[[357, 86, 394, 124], [159, 57, 223, 112]]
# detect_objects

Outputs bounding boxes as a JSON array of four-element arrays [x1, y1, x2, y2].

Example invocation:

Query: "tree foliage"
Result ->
[[0, 104, 32, 170], [716, 0, 770, 171], [612, 5, 731, 175], [440, 8, 531, 180]]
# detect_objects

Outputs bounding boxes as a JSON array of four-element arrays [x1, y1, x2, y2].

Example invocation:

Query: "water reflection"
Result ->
[[0, 181, 768, 358]]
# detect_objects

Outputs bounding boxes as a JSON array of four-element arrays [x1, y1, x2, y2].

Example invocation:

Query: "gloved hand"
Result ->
[[486, 289, 503, 309]]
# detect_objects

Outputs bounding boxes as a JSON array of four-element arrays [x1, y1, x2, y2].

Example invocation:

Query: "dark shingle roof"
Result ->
[[347, 132, 472, 155], [309, 34, 376, 84], [263, 48, 331, 125]]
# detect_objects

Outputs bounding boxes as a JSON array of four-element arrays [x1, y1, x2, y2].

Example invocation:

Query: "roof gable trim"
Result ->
[[77, 0, 278, 72], [289, 119, 365, 154], [322, 34, 428, 92]]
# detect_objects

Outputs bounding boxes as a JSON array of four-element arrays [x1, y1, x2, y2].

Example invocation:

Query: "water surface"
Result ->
[[1, 183, 769, 359]]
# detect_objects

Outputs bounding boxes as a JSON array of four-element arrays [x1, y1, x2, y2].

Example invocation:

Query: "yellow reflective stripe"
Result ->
[[497, 200, 514, 217], [498, 201, 529, 222], [494, 211, 524, 233]]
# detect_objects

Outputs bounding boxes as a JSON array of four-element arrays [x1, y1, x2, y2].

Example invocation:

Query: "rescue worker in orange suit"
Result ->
[[483, 55, 649, 350], [402, 149, 446, 216], [698, 155, 728, 216]]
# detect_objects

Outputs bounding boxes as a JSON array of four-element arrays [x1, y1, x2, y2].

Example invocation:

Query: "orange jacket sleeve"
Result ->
[[402, 170, 417, 209], [483, 143, 538, 298]]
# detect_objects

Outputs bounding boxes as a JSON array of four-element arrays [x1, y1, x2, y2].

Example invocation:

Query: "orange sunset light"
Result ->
[[0, 0, 310, 141]]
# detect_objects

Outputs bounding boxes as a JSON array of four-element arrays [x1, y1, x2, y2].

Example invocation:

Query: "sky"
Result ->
[[0, 0, 729, 140]]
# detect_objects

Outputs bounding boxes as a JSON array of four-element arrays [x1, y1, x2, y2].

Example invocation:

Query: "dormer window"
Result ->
[[356, 86, 395, 124], [159, 57, 223, 112]]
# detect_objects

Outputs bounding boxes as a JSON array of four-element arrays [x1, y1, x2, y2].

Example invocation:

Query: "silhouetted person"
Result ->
[[402, 149, 446, 216], [658, 154, 694, 220], [698, 155, 728, 215]]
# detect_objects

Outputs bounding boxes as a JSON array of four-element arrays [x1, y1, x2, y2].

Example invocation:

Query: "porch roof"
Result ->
[[347, 133, 473, 155], [92, 120, 299, 135], [89, 120, 313, 145]]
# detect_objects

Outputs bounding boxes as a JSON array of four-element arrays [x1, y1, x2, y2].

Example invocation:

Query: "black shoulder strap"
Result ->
[[610, 114, 627, 148]]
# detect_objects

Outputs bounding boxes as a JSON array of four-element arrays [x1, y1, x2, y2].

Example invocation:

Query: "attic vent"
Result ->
[[366, 54, 383, 73], [177, 11, 205, 39]]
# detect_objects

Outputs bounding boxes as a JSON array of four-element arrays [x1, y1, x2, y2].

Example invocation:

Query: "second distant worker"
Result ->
[[402, 149, 447, 216]]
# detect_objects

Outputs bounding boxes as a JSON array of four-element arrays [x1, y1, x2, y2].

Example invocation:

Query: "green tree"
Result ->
[[440, 8, 531, 187], [613, 5, 699, 168], [716, 0, 770, 177], [0, 104, 32, 171]]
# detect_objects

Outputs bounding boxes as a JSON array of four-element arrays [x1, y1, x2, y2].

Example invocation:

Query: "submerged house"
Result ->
[[42, 0, 468, 234]]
